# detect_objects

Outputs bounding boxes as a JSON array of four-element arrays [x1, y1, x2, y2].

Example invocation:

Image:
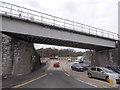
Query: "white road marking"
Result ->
[[64, 73, 70, 76], [103, 86, 108, 88], [61, 68, 69, 76], [61, 64, 98, 88], [77, 79, 98, 88], [62, 68, 64, 72], [61, 66, 97, 87]]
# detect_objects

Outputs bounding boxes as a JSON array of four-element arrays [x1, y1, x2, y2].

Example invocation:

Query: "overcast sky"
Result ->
[[2, 0, 119, 51]]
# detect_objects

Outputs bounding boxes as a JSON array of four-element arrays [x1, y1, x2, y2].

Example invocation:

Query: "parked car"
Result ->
[[53, 61, 60, 67], [74, 59, 83, 63], [87, 66, 120, 83], [106, 67, 120, 74], [74, 60, 81, 64], [81, 64, 90, 70], [77, 56, 84, 63], [68, 58, 72, 62], [71, 64, 84, 72], [74, 61, 79, 64]]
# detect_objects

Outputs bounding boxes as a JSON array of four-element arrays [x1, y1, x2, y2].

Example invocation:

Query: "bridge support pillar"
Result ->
[[91, 48, 119, 67], [2, 34, 41, 78], [118, 40, 120, 66]]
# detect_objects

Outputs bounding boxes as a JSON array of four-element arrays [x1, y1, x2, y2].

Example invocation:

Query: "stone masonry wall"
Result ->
[[2, 34, 41, 78], [118, 41, 120, 66], [2, 34, 12, 77], [91, 49, 119, 67]]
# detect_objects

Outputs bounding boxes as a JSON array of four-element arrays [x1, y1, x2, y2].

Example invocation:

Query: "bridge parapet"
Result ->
[[0, 1, 119, 40]]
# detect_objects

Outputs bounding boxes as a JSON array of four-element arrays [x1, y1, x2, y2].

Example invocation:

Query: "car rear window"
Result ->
[[54, 62, 59, 64]]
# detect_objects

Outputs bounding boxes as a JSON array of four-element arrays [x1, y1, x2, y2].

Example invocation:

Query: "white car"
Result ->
[[68, 59, 72, 62], [75, 60, 80, 62], [74, 59, 83, 63], [74, 61, 79, 64]]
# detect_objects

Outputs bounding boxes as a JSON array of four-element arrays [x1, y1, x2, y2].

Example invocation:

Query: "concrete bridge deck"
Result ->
[[0, 1, 118, 51]]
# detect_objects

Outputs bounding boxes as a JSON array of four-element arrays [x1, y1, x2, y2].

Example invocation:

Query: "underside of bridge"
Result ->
[[2, 32, 115, 51], [1, 15, 117, 51]]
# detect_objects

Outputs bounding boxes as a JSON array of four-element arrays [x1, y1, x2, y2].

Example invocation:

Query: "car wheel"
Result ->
[[81, 69, 84, 72], [106, 76, 109, 82], [76, 68, 78, 71], [80, 69, 84, 72], [88, 73, 92, 78]]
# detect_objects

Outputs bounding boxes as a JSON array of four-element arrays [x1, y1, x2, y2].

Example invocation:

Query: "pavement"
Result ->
[[2, 62, 48, 88]]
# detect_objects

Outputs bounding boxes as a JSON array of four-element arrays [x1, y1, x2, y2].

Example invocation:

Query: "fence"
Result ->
[[0, 1, 119, 40]]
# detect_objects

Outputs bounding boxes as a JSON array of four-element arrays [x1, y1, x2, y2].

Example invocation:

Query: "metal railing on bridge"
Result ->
[[0, 1, 119, 40]]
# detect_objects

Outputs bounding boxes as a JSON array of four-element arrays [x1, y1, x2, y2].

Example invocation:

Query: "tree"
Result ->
[[36, 48, 84, 57]]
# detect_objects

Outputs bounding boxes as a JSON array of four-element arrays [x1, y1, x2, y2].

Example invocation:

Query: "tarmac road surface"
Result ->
[[16, 70, 94, 88], [11, 60, 96, 88]]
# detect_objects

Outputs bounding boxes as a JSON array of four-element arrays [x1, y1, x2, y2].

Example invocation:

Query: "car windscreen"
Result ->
[[82, 64, 89, 67], [102, 67, 116, 73], [75, 64, 82, 68]]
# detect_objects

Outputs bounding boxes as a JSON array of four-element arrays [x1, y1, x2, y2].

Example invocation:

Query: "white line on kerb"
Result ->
[[61, 68, 97, 87], [77, 79, 98, 87], [64, 73, 70, 76]]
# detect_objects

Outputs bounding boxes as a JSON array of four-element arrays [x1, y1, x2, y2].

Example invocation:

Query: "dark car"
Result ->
[[81, 64, 90, 70], [106, 67, 120, 74], [71, 64, 84, 72]]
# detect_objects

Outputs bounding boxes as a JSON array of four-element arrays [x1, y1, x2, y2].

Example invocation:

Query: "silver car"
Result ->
[[87, 66, 120, 82]]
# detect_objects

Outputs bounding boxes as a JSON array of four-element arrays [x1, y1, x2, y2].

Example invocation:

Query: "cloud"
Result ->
[[26, 0, 46, 11], [56, 0, 118, 33]]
